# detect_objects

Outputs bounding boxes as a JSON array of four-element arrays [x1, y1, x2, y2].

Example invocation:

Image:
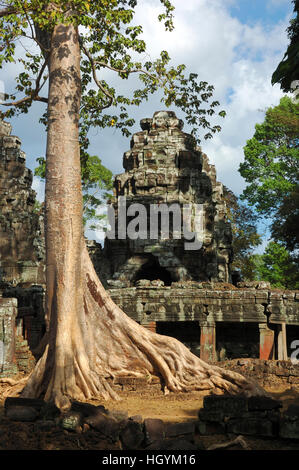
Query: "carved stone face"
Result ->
[[0, 120, 12, 136], [152, 111, 184, 130]]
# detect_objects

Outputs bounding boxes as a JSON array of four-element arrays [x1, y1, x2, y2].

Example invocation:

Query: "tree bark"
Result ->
[[21, 22, 265, 410]]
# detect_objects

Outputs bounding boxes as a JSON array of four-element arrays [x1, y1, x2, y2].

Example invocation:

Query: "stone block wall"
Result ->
[[2, 285, 45, 351], [211, 358, 299, 388], [198, 395, 282, 438], [0, 120, 45, 287], [198, 393, 299, 441]]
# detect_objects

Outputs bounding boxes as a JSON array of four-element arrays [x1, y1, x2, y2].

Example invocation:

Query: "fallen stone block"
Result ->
[[226, 417, 275, 437], [130, 414, 143, 424], [85, 410, 120, 442], [203, 394, 248, 416], [144, 418, 165, 445], [197, 420, 226, 435], [5, 405, 39, 422], [165, 421, 195, 438], [120, 420, 144, 449], [284, 404, 299, 420], [279, 419, 299, 439], [198, 409, 224, 423], [4, 397, 45, 411], [61, 411, 83, 432], [71, 400, 107, 417], [40, 401, 61, 420], [248, 396, 282, 411], [108, 409, 129, 422], [279, 404, 299, 440]]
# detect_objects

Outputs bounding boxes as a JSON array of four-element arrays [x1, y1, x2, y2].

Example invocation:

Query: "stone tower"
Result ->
[[0, 120, 45, 287], [103, 110, 233, 286]]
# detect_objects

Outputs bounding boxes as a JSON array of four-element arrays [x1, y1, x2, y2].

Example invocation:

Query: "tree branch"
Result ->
[[81, 45, 114, 109], [92, 56, 158, 81], [1, 94, 48, 107], [1, 58, 48, 108], [0, 7, 18, 18], [81, 45, 158, 97]]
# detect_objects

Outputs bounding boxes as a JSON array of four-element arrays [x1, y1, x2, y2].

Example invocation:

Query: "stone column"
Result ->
[[0, 297, 18, 377], [259, 323, 275, 360], [277, 323, 288, 360], [200, 323, 216, 362]]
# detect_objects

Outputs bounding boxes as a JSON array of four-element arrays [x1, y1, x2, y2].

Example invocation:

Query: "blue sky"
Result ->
[[230, 0, 292, 26], [1, 0, 295, 247]]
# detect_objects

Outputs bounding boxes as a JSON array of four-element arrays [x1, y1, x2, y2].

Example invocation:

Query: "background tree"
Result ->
[[239, 95, 298, 245], [272, 0, 299, 98], [271, 185, 299, 253], [256, 241, 299, 289], [239, 96, 299, 287], [0, 0, 262, 409], [239, 96, 298, 216]]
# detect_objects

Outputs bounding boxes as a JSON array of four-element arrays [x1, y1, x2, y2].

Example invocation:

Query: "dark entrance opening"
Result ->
[[134, 255, 172, 286], [156, 321, 201, 357], [216, 322, 259, 360]]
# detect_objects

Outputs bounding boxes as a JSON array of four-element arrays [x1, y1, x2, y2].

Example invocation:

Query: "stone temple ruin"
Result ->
[[101, 110, 232, 286], [0, 111, 299, 378]]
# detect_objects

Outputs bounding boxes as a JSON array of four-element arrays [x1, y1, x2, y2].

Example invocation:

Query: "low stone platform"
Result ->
[[107, 359, 299, 394], [210, 358, 299, 389], [198, 394, 299, 440]]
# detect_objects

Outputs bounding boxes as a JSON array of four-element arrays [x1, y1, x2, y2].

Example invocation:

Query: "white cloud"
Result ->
[[267, 0, 291, 8], [124, 0, 290, 198]]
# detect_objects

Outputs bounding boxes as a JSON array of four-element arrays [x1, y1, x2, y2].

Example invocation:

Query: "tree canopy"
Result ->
[[239, 95, 299, 287], [272, 0, 299, 96], [254, 241, 299, 289], [239, 96, 299, 252], [271, 185, 299, 252], [1, 0, 227, 232], [0, 0, 226, 141]]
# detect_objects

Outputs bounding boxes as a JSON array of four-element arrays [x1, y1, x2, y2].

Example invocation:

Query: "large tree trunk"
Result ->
[[21, 22, 264, 410]]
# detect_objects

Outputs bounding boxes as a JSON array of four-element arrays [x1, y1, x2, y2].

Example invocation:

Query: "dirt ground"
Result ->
[[1, 376, 299, 452]]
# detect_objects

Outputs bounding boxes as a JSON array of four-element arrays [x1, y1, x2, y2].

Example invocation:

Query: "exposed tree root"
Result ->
[[0, 377, 28, 387], [0, 376, 29, 398], [20, 242, 266, 410], [0, 378, 19, 386], [207, 435, 251, 451]]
